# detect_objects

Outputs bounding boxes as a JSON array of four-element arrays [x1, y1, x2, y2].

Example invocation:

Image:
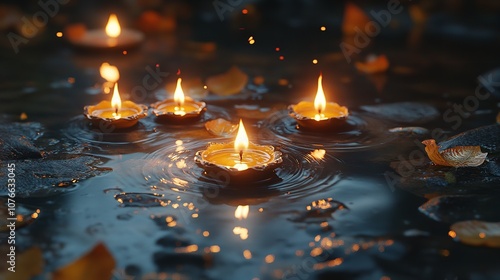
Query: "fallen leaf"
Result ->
[[342, 2, 370, 37], [355, 54, 389, 74], [497, 112, 500, 124], [205, 118, 237, 137], [422, 139, 488, 167], [451, 220, 500, 248], [52, 243, 116, 280], [206, 66, 248, 96], [0, 247, 44, 280], [64, 23, 86, 41]]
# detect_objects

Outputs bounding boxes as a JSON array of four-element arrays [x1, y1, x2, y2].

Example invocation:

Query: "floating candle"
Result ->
[[84, 83, 147, 129], [289, 74, 348, 130], [151, 77, 206, 122], [195, 119, 282, 182], [67, 13, 144, 50]]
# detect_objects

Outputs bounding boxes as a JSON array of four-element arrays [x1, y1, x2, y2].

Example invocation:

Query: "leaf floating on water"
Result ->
[[206, 66, 248, 96], [205, 118, 238, 137], [450, 220, 500, 248], [355, 54, 389, 74], [422, 139, 487, 167], [0, 247, 43, 280], [52, 243, 116, 280]]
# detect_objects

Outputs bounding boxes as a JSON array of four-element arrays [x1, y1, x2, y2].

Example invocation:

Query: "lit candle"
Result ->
[[151, 77, 206, 122], [67, 13, 144, 49], [84, 83, 148, 129], [289, 74, 349, 130], [195, 119, 283, 181]]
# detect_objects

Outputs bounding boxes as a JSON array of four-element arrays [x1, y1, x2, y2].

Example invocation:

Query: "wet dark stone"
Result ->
[[156, 235, 191, 248], [438, 124, 500, 153], [390, 158, 500, 197], [0, 155, 110, 197], [419, 195, 500, 224], [153, 251, 210, 268], [478, 68, 500, 99], [114, 193, 167, 207], [0, 123, 43, 160], [360, 102, 440, 124]]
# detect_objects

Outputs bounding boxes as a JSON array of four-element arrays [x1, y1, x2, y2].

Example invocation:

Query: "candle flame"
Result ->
[[235, 205, 249, 220], [314, 74, 327, 117], [234, 119, 249, 157], [105, 14, 121, 38], [174, 78, 185, 108], [100, 62, 120, 83], [111, 83, 122, 118]]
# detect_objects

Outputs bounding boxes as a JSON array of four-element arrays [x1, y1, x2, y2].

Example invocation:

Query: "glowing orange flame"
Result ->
[[234, 119, 249, 155], [105, 14, 121, 38], [235, 205, 249, 220], [174, 78, 185, 108], [111, 83, 122, 118], [314, 74, 326, 120]]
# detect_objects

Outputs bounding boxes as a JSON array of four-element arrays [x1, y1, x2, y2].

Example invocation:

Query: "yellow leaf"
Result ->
[[52, 243, 115, 280], [0, 247, 44, 280], [451, 220, 500, 248], [205, 118, 238, 137], [206, 66, 248, 96], [342, 2, 370, 37], [355, 55, 389, 74], [422, 139, 487, 167]]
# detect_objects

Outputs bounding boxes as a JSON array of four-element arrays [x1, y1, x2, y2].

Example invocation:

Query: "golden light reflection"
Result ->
[[448, 230, 457, 238], [105, 14, 121, 38], [100, 62, 120, 83], [313, 258, 343, 270], [314, 74, 327, 121], [174, 244, 198, 253], [243, 250, 252, 259], [111, 83, 122, 119], [233, 226, 249, 240], [173, 78, 185, 115], [203, 231, 210, 237], [310, 247, 323, 257], [235, 205, 249, 220], [210, 245, 221, 253], [264, 254, 275, 263], [310, 149, 326, 160], [56, 31, 63, 37]]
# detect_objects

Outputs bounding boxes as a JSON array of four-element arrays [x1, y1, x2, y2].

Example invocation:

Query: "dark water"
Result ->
[[1, 7, 500, 280]]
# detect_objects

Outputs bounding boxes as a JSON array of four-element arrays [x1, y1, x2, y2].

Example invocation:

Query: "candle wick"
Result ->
[[239, 150, 243, 163], [318, 109, 321, 115], [115, 107, 119, 115]]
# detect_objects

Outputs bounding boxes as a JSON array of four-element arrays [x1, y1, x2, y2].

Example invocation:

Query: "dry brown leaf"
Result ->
[[206, 66, 248, 96], [355, 55, 389, 74], [52, 243, 115, 280], [450, 220, 500, 248], [422, 139, 488, 167], [496, 112, 500, 124], [342, 2, 370, 36], [205, 118, 238, 137], [0, 247, 44, 280]]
